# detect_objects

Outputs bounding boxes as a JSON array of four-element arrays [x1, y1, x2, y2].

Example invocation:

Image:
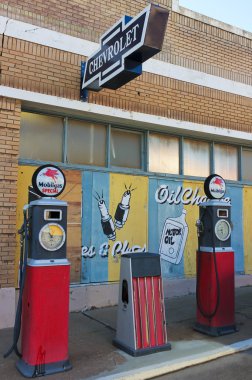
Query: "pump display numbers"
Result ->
[[44, 209, 62, 221], [39, 223, 66, 251], [217, 209, 228, 218], [214, 219, 231, 242]]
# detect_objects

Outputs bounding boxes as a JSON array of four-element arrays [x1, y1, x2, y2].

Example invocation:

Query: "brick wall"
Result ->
[[90, 74, 252, 133], [1, 36, 83, 99], [1, 35, 252, 133], [0, 0, 251, 85], [164, 12, 252, 85], [0, 97, 21, 288], [0, 0, 172, 42]]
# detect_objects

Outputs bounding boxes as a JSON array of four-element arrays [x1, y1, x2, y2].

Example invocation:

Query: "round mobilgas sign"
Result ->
[[204, 174, 226, 199], [32, 165, 66, 197]]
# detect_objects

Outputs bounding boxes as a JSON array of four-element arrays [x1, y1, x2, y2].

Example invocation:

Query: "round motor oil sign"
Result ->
[[32, 165, 66, 197], [204, 174, 226, 199]]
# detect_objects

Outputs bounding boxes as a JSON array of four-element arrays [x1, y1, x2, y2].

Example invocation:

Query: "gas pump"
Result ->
[[4, 165, 72, 377], [194, 174, 236, 336]]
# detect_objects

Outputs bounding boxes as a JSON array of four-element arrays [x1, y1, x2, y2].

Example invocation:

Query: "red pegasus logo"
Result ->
[[213, 177, 223, 186], [43, 168, 59, 182]]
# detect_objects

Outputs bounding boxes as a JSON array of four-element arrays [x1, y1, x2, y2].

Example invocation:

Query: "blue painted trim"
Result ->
[[81, 171, 93, 283], [18, 159, 245, 186], [148, 178, 159, 253], [148, 178, 184, 279], [81, 172, 110, 283], [90, 172, 109, 282]]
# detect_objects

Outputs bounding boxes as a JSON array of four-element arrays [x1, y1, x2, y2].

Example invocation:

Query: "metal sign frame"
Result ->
[[81, 4, 169, 93]]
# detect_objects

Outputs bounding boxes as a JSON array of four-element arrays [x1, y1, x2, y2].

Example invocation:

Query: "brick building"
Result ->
[[0, 0, 252, 328]]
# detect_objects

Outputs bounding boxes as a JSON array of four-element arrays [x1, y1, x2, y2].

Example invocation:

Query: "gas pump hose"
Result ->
[[196, 207, 220, 319], [4, 209, 29, 358]]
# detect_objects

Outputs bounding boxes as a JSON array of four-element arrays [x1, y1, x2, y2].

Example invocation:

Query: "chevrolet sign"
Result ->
[[82, 4, 169, 91]]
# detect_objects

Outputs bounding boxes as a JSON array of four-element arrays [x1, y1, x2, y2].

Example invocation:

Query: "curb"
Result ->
[[96, 338, 252, 380]]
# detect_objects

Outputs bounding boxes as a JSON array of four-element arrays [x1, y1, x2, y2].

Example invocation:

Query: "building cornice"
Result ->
[[172, 0, 252, 40]]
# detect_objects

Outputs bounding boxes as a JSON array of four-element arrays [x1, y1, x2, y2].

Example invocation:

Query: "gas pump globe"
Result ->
[[194, 174, 236, 336]]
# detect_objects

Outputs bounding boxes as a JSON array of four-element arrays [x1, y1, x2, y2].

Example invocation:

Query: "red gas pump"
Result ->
[[4, 165, 72, 377], [194, 174, 236, 336]]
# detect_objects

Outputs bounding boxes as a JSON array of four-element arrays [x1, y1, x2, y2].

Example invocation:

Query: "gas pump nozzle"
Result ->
[[17, 205, 29, 234], [195, 219, 204, 237]]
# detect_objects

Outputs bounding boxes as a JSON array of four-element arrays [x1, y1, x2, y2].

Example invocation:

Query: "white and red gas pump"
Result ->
[[4, 165, 72, 377], [195, 174, 237, 336]]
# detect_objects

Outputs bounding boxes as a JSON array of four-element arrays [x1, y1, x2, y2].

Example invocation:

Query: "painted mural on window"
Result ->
[[81, 172, 148, 282], [159, 210, 188, 264], [16, 166, 248, 285], [81, 184, 146, 259], [96, 185, 134, 240], [155, 182, 230, 265], [81, 175, 237, 283]]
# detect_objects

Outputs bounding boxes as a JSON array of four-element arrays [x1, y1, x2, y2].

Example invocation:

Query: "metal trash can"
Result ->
[[113, 252, 171, 356]]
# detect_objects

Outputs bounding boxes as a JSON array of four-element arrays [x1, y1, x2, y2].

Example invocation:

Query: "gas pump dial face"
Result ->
[[214, 219, 231, 242], [39, 223, 66, 251]]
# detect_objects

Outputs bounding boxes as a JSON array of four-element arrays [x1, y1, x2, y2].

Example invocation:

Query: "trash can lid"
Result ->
[[122, 252, 161, 278], [122, 252, 159, 259]]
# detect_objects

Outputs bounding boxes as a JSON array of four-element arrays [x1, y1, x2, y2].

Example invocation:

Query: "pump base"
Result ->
[[113, 338, 171, 357], [194, 322, 237, 337], [16, 358, 72, 378]]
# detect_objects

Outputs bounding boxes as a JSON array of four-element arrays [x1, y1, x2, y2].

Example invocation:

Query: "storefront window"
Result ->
[[149, 133, 179, 174], [242, 148, 252, 181], [110, 129, 142, 169], [184, 139, 210, 177], [20, 112, 63, 162], [214, 143, 238, 180], [67, 119, 106, 166]]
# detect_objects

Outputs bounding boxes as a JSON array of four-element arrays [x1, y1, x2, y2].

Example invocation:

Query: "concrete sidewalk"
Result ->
[[1, 286, 252, 380]]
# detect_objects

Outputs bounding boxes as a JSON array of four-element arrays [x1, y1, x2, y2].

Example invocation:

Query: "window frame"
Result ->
[[66, 117, 107, 167], [213, 142, 239, 181], [182, 137, 211, 178], [109, 127, 145, 171], [148, 131, 180, 175], [19, 111, 65, 163], [241, 147, 252, 182], [19, 109, 252, 183]]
